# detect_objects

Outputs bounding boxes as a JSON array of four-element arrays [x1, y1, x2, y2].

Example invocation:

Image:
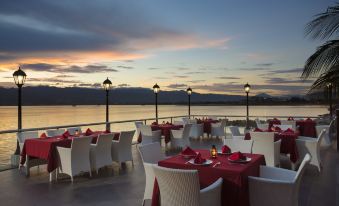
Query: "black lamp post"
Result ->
[[244, 83, 251, 129], [187, 87, 192, 118], [153, 83, 160, 123], [13, 67, 26, 155], [327, 83, 333, 118], [103, 78, 112, 131]]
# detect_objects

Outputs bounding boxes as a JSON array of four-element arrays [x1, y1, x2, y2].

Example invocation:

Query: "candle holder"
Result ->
[[210, 145, 217, 158]]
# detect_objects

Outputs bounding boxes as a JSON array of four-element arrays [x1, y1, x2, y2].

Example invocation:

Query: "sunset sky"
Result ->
[[0, 0, 334, 95]]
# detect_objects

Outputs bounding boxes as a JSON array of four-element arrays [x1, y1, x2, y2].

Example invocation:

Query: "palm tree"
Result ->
[[302, 3, 339, 90]]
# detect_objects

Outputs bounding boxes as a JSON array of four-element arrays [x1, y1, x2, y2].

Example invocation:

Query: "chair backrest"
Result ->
[[118, 130, 135, 144], [229, 126, 241, 136], [138, 142, 165, 163], [224, 139, 253, 153], [273, 124, 293, 131], [71, 136, 92, 163], [67, 127, 82, 135], [220, 119, 227, 128], [281, 120, 296, 130], [46, 129, 65, 137], [135, 121, 144, 128], [250, 132, 276, 166], [188, 119, 197, 124], [17, 131, 39, 143], [293, 153, 311, 204], [140, 125, 153, 136], [255, 118, 260, 126], [182, 117, 190, 124], [143, 163, 157, 201], [256, 123, 268, 130], [153, 165, 200, 206], [182, 124, 192, 139], [96, 133, 113, 152]]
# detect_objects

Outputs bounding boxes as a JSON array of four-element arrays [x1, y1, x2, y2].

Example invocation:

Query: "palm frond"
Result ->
[[305, 3, 339, 40], [308, 66, 339, 92], [301, 40, 339, 79]]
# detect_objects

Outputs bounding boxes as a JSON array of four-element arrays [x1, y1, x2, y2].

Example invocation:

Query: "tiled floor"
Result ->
[[0, 139, 337, 206]]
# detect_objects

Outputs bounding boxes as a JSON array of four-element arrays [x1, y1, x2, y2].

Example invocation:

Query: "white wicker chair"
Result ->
[[223, 139, 253, 153], [250, 132, 281, 167], [140, 125, 162, 145], [56, 136, 92, 182], [89, 133, 113, 173], [273, 124, 293, 131], [138, 142, 168, 205], [174, 120, 185, 125], [111, 130, 135, 166], [256, 123, 269, 130], [170, 124, 192, 149], [211, 119, 227, 138], [248, 154, 311, 206], [135, 121, 144, 140], [296, 129, 325, 172], [153, 165, 223, 206], [67, 127, 82, 135], [18, 131, 47, 175], [189, 123, 204, 140], [316, 125, 331, 147], [182, 117, 190, 124], [46, 129, 65, 137], [229, 126, 245, 140], [189, 119, 197, 124]]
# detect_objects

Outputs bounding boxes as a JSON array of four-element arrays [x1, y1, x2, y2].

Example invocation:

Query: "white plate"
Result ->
[[228, 157, 252, 163], [188, 159, 213, 166]]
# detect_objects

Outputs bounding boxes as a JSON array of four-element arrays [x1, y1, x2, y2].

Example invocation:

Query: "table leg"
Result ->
[[49, 170, 56, 182], [25, 155, 30, 177]]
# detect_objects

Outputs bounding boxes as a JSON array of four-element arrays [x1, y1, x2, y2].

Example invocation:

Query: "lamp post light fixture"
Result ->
[[153, 83, 160, 123], [244, 83, 251, 130], [103, 77, 112, 131], [327, 83, 333, 118], [187, 87, 192, 118], [13, 67, 27, 155]]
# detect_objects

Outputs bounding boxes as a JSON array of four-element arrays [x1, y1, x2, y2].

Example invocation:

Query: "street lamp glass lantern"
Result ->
[[13, 67, 26, 87], [187, 87, 192, 96], [153, 83, 160, 94], [103, 78, 112, 91], [244, 83, 250, 93]]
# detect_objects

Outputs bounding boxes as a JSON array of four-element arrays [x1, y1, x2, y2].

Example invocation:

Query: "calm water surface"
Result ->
[[0, 105, 327, 165]]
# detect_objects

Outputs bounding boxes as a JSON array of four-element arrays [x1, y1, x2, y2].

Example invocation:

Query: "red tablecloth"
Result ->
[[197, 119, 219, 134], [268, 119, 316, 137], [20, 131, 118, 173], [151, 150, 265, 206], [245, 131, 299, 163], [150, 124, 183, 143]]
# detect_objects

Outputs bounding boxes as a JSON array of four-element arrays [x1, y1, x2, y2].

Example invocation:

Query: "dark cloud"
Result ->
[[54, 74, 75, 78], [177, 67, 190, 70], [256, 63, 274, 67], [184, 71, 205, 75], [239, 67, 271, 71], [154, 77, 169, 79], [174, 75, 188, 78], [117, 83, 130, 87], [217, 76, 241, 80], [166, 83, 188, 89], [28, 77, 82, 84], [117, 65, 134, 69], [188, 80, 205, 83], [78, 83, 102, 88], [268, 68, 303, 74], [264, 77, 313, 84], [148, 67, 161, 70], [21, 63, 118, 73]]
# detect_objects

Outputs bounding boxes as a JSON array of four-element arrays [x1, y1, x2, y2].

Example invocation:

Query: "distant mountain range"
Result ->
[[0, 86, 325, 106]]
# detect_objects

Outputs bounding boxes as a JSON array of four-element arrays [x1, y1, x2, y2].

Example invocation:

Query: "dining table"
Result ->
[[245, 130, 299, 163], [268, 118, 317, 137], [151, 150, 265, 206], [150, 123, 183, 143], [196, 119, 220, 134], [20, 131, 119, 179]]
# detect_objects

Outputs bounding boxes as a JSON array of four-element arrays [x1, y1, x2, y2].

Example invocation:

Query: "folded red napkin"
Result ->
[[229, 151, 246, 161], [288, 117, 294, 120], [40, 133, 47, 139], [306, 118, 312, 121], [85, 128, 93, 136], [274, 126, 282, 132], [254, 128, 263, 132], [284, 128, 294, 133], [222, 145, 231, 153], [181, 147, 196, 156], [194, 153, 206, 164], [62, 131, 70, 138]]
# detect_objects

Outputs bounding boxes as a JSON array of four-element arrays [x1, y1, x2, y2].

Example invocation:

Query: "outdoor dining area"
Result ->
[[12, 114, 336, 206]]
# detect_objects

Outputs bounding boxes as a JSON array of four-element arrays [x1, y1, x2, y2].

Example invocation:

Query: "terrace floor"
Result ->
[[0, 139, 337, 206]]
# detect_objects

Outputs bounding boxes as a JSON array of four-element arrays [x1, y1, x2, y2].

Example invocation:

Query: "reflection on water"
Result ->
[[0, 105, 327, 165]]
